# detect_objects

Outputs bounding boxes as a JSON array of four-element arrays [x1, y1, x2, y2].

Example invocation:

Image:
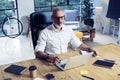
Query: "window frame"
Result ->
[[34, 0, 81, 12]]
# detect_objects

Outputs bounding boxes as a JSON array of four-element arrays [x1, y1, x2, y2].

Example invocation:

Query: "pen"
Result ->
[[82, 75, 94, 80]]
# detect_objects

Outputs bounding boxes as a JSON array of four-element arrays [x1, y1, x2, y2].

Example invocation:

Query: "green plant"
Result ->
[[81, 0, 94, 21]]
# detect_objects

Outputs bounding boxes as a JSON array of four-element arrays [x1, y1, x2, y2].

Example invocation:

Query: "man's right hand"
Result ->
[[46, 54, 61, 64], [35, 51, 61, 63]]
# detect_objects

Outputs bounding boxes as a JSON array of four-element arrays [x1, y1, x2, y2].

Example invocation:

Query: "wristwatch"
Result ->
[[87, 48, 92, 52], [46, 54, 50, 59]]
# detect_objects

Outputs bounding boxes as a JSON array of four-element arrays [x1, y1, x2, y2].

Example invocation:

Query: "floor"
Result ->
[[83, 31, 119, 47], [0, 35, 35, 65]]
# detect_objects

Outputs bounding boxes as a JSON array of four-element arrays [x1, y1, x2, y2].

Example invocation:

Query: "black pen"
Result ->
[[82, 75, 94, 80]]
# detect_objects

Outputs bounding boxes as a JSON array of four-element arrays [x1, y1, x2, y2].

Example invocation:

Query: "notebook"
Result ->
[[4, 64, 27, 75], [55, 53, 93, 70]]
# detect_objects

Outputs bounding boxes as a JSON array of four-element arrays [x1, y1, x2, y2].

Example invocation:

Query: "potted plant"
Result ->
[[80, 0, 95, 41], [81, 0, 94, 22]]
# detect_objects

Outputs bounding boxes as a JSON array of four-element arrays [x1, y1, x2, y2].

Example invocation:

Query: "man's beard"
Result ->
[[53, 23, 63, 28]]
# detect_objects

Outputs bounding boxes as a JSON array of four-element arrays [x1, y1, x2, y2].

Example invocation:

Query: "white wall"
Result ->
[[93, 0, 110, 34], [0, 0, 35, 66], [17, 0, 34, 34]]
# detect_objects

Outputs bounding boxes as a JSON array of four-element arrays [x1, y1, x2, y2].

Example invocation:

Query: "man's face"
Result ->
[[52, 10, 65, 26]]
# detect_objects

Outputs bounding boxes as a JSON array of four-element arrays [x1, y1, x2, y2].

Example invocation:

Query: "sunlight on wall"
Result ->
[[93, 0, 110, 34]]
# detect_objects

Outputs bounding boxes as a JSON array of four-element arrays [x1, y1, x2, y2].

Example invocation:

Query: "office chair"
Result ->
[[30, 12, 52, 49]]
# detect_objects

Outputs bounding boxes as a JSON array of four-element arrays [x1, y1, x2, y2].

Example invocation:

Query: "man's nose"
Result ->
[[58, 18, 64, 22], [58, 18, 62, 22]]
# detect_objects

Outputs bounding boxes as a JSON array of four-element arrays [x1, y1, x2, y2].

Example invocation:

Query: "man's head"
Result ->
[[51, 7, 65, 27]]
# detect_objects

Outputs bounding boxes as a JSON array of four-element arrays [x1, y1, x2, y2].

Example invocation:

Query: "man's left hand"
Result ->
[[87, 48, 99, 57]]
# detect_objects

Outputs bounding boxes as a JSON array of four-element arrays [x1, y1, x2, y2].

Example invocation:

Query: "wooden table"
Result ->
[[1, 44, 120, 80]]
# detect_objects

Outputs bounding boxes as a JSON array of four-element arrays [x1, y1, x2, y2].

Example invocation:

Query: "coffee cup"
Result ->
[[29, 65, 37, 78]]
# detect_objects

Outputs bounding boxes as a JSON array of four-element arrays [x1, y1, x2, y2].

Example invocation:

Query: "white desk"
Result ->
[[64, 21, 80, 30]]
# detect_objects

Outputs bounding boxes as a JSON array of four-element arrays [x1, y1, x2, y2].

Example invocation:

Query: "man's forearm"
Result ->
[[79, 43, 98, 56], [35, 51, 48, 59], [79, 43, 95, 52], [79, 43, 91, 51], [35, 51, 61, 63]]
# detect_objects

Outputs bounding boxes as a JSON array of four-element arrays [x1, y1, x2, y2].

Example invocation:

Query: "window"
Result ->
[[34, 0, 81, 12], [0, 0, 18, 37]]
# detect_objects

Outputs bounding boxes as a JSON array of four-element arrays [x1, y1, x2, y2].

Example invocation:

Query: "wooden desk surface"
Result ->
[[1, 44, 120, 80]]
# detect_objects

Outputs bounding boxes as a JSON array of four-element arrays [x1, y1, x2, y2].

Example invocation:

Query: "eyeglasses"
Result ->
[[54, 16, 65, 19]]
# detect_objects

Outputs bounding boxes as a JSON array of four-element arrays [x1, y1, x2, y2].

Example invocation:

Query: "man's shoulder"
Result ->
[[42, 24, 52, 31], [40, 24, 53, 34], [63, 25, 73, 31]]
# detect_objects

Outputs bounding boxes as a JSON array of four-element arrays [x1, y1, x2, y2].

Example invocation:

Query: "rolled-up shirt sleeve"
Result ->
[[35, 30, 47, 53], [69, 28, 82, 49]]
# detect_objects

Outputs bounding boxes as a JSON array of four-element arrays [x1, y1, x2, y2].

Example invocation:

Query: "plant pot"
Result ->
[[84, 19, 94, 27]]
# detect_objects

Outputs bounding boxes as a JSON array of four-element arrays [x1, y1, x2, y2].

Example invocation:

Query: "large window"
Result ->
[[0, 0, 18, 37], [34, 0, 81, 12]]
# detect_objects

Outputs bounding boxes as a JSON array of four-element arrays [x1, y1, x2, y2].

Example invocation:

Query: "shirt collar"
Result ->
[[51, 24, 65, 32]]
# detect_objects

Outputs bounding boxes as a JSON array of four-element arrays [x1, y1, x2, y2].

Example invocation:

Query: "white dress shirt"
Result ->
[[35, 24, 82, 55]]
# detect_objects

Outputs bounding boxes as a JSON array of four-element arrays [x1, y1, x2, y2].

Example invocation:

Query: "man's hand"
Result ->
[[79, 43, 99, 57], [46, 54, 61, 64], [87, 48, 99, 57]]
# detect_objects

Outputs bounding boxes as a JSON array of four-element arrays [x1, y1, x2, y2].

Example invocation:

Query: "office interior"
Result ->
[[0, 0, 120, 78]]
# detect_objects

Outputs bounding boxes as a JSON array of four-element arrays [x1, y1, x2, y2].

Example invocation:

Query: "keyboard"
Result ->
[[60, 64, 66, 68]]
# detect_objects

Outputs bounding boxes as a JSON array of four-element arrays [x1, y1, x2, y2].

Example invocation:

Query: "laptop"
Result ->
[[55, 53, 93, 70]]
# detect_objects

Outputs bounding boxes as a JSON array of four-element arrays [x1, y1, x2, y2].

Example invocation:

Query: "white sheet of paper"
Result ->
[[80, 50, 93, 55]]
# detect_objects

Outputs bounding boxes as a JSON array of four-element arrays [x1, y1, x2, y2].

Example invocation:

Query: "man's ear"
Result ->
[[51, 16, 54, 20], [64, 16, 65, 19]]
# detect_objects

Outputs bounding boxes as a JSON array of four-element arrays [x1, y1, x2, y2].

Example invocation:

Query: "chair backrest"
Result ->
[[30, 12, 52, 49], [84, 19, 94, 27]]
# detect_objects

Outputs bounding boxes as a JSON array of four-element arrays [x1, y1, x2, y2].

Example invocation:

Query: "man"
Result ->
[[35, 7, 98, 63]]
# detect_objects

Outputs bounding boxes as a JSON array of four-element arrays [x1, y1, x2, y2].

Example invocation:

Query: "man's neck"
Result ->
[[53, 24, 62, 32], [56, 26, 62, 32]]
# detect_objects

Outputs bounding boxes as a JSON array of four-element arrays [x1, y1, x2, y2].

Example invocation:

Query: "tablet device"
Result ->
[[93, 60, 115, 68], [4, 64, 27, 75]]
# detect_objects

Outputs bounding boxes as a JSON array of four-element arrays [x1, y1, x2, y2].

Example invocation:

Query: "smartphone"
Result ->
[[93, 60, 115, 68]]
